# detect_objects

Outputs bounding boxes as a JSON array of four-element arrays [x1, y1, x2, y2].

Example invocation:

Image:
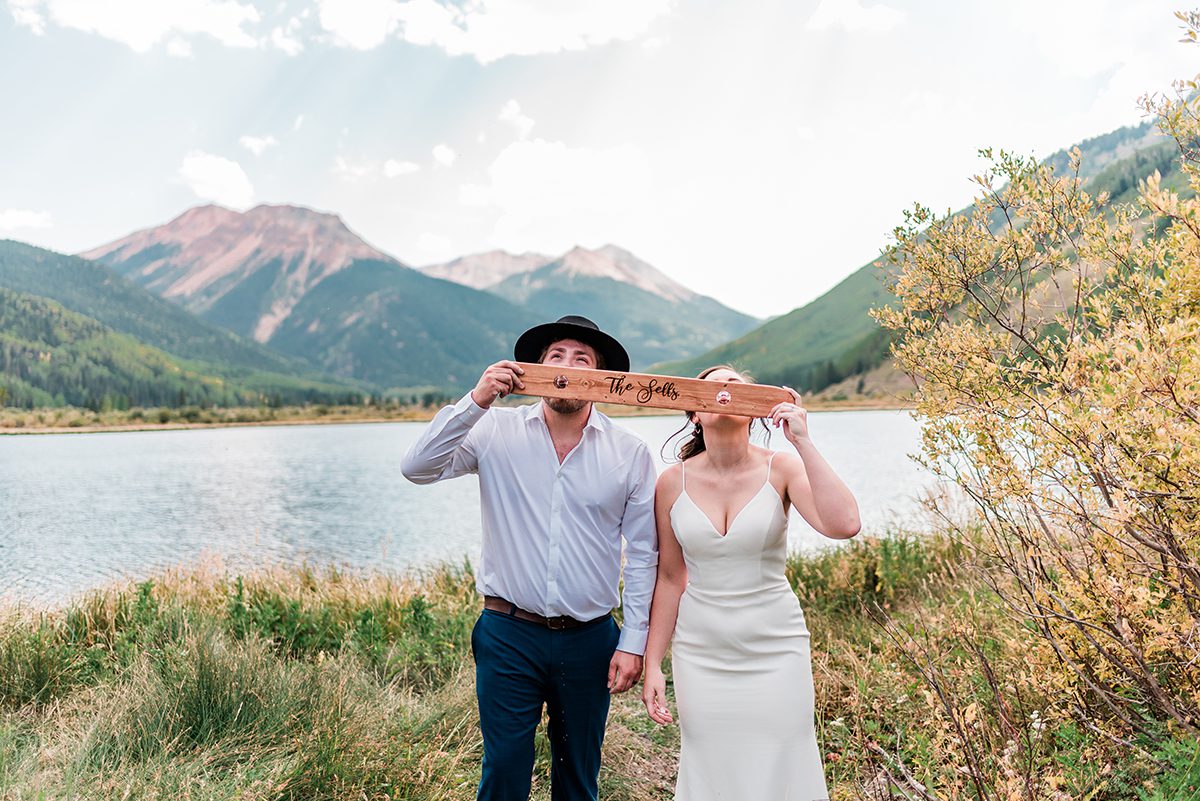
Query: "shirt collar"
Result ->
[[523, 400, 609, 433]]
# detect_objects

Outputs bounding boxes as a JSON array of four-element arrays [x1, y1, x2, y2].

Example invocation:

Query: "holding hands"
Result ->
[[471, 360, 525, 409]]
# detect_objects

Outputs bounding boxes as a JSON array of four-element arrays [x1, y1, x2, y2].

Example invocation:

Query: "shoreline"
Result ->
[[0, 397, 911, 436]]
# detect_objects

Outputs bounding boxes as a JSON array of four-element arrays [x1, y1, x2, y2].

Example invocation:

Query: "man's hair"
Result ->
[[538, 340, 606, 370]]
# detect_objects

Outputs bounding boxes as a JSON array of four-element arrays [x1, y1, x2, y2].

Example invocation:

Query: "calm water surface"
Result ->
[[0, 409, 936, 604]]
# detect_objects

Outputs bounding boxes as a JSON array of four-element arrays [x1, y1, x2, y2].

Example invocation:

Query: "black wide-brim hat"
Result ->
[[514, 314, 630, 373]]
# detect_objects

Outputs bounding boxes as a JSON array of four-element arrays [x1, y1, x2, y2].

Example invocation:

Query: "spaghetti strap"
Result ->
[[766, 452, 776, 483], [681, 459, 686, 491]]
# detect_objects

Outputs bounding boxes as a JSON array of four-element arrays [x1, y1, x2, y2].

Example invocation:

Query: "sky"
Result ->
[[0, 0, 1196, 318]]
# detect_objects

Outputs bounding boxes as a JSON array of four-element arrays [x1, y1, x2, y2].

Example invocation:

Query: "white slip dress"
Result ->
[[669, 454, 830, 801]]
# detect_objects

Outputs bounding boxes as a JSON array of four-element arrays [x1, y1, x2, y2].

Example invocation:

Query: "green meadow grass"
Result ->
[[0, 535, 1192, 800]]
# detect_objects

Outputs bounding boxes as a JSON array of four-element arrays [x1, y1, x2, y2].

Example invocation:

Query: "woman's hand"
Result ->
[[769, 387, 810, 447], [642, 667, 674, 725]]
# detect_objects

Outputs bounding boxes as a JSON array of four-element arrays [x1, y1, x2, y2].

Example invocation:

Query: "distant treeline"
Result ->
[[754, 327, 893, 395]]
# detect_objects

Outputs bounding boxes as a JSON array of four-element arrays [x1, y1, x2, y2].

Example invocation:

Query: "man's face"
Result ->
[[541, 338, 599, 369], [541, 338, 598, 414]]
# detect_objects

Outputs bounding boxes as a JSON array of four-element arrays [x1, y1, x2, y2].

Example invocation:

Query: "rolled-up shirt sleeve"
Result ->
[[401, 393, 488, 484], [615, 442, 659, 655]]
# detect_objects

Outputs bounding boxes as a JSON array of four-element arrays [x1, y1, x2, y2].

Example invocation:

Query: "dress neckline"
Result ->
[[676, 480, 780, 538]]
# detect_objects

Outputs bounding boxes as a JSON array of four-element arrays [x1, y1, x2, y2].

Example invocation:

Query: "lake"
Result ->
[[0, 409, 938, 605]]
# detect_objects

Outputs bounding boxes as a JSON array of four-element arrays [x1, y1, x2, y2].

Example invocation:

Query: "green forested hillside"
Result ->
[[659, 121, 1184, 391], [268, 259, 540, 390], [0, 288, 295, 409], [0, 240, 361, 405], [655, 257, 893, 388], [0, 240, 305, 373]]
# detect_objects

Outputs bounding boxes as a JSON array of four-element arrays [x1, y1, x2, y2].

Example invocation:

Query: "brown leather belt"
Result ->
[[483, 596, 610, 630]]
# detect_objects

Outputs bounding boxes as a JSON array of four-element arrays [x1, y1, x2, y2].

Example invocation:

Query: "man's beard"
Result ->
[[546, 397, 588, 415]]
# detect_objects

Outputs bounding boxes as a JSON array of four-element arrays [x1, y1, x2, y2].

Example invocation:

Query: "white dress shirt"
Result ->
[[401, 393, 659, 655]]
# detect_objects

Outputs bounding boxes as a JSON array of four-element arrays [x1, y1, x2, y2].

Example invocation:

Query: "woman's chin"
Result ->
[[699, 413, 753, 429]]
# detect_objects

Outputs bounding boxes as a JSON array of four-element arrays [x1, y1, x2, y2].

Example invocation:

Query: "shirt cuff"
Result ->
[[616, 626, 648, 656], [455, 391, 488, 421]]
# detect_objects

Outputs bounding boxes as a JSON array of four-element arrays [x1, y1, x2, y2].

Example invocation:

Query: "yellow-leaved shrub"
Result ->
[[874, 48, 1200, 741]]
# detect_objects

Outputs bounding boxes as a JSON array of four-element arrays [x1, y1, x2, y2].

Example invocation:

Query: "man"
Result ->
[[401, 314, 658, 801]]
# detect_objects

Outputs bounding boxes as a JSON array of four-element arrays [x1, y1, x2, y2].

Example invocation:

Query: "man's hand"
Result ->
[[607, 650, 643, 694], [471, 360, 525, 409]]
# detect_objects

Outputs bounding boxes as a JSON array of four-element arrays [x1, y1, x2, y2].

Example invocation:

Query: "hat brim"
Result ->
[[514, 321, 630, 373]]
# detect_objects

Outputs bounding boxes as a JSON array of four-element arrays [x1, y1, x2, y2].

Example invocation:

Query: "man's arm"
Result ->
[[607, 442, 659, 693], [400, 393, 486, 484], [401, 360, 524, 484], [616, 442, 660, 655]]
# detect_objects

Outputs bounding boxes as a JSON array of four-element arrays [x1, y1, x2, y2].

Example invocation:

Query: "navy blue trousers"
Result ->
[[471, 609, 620, 801]]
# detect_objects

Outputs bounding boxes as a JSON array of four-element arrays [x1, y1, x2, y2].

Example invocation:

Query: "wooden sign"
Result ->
[[514, 363, 792, 418]]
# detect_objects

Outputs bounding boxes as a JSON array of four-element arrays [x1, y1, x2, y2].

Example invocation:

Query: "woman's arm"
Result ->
[[642, 465, 687, 725], [769, 390, 861, 539]]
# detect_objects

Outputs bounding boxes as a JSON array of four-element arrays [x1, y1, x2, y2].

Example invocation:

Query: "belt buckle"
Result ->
[[546, 615, 570, 631]]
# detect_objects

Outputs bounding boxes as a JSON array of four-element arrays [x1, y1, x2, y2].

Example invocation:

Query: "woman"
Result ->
[[641, 365, 861, 800]]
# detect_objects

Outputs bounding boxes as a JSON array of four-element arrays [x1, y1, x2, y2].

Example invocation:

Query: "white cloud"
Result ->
[[383, 158, 420, 177], [998, 1, 1195, 127], [270, 16, 304, 55], [334, 155, 421, 180], [7, 0, 46, 33], [15, 0, 670, 62], [499, 99, 534, 140], [292, 113, 305, 131], [0, 208, 53, 231], [9, 0, 262, 52], [315, 0, 403, 49], [315, 0, 674, 63], [332, 155, 378, 182], [459, 138, 652, 250], [432, 143, 457, 167], [805, 0, 903, 33], [177, 150, 254, 208], [239, 134, 279, 156], [165, 35, 192, 56]]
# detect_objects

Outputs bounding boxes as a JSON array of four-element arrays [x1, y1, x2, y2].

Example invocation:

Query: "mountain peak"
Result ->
[[81, 203, 400, 343], [419, 249, 553, 289], [555, 245, 695, 303], [422, 243, 700, 304], [157, 204, 242, 239], [246, 202, 344, 224], [596, 243, 634, 258]]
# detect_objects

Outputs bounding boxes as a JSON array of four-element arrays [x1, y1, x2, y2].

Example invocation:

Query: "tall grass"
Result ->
[[0, 535, 1193, 799]]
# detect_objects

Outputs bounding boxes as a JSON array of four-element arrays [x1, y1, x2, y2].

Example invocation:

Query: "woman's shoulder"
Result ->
[[764, 448, 806, 479], [655, 462, 686, 505], [753, 445, 788, 466], [657, 462, 683, 490]]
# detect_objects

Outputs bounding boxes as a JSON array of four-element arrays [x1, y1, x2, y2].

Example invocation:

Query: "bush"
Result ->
[[873, 31, 1200, 788], [786, 532, 965, 617]]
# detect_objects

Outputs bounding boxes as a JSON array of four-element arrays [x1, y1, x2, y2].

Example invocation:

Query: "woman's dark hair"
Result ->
[[665, 365, 770, 462]]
